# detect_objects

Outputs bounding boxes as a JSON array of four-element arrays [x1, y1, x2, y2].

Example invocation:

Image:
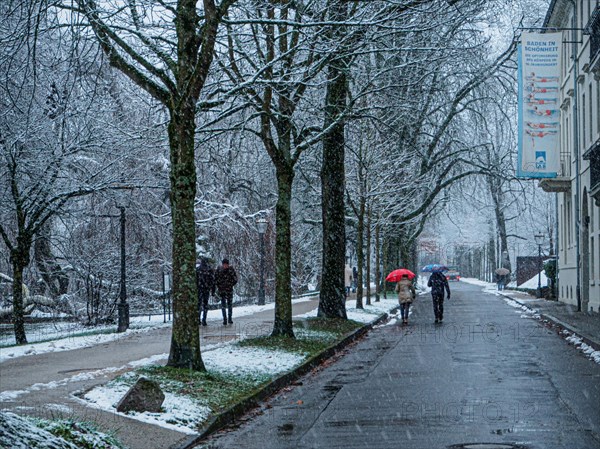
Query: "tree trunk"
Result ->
[[11, 246, 29, 345], [166, 105, 204, 371], [272, 167, 295, 337], [375, 223, 380, 302], [382, 235, 388, 299], [318, 120, 348, 316], [318, 0, 348, 320], [399, 236, 411, 270], [488, 176, 512, 273], [34, 221, 69, 297], [355, 196, 365, 309], [365, 205, 371, 305]]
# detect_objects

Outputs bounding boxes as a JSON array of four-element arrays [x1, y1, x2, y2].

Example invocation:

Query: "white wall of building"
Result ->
[[546, 0, 600, 312]]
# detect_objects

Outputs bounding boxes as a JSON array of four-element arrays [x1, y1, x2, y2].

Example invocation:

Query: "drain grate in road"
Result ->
[[449, 444, 528, 449]]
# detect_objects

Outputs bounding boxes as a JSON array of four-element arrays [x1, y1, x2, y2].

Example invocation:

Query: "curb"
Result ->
[[174, 311, 394, 449], [501, 293, 600, 352]]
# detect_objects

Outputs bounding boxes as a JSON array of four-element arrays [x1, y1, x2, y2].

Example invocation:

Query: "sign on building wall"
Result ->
[[517, 32, 562, 178]]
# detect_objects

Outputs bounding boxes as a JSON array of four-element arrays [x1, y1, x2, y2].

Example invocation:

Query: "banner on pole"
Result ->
[[517, 32, 562, 178]]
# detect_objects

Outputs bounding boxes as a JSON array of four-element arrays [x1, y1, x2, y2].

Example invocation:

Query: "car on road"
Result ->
[[445, 266, 460, 281]]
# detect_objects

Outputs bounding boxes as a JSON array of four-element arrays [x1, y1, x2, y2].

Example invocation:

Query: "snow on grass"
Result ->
[[1, 411, 81, 449], [0, 411, 123, 449], [75, 342, 304, 435], [293, 328, 338, 341], [201, 344, 304, 376], [82, 379, 211, 435], [296, 296, 399, 324]]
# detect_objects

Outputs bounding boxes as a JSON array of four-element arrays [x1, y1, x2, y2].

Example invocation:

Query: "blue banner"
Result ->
[[517, 32, 562, 178]]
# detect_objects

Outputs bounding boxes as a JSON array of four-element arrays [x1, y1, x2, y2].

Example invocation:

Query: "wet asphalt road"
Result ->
[[200, 282, 600, 449]]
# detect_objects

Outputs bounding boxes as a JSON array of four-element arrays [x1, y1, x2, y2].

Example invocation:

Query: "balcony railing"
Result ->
[[586, 5, 600, 73], [559, 149, 571, 177], [538, 148, 572, 193], [583, 139, 600, 205]]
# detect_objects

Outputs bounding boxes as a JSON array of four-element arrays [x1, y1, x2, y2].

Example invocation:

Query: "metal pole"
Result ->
[[537, 244, 542, 298], [117, 206, 129, 332], [162, 270, 166, 323], [571, 4, 582, 311], [258, 232, 265, 305]]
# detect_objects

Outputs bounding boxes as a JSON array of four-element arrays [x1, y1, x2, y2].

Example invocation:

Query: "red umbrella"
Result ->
[[386, 268, 415, 282]]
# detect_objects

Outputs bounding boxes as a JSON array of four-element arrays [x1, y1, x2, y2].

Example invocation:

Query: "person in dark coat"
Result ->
[[427, 270, 451, 323], [196, 258, 216, 326], [215, 258, 238, 325]]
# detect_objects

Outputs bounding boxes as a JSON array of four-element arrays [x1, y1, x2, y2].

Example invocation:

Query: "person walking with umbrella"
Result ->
[[427, 268, 450, 323], [495, 268, 510, 291], [395, 274, 416, 325], [386, 269, 416, 325]]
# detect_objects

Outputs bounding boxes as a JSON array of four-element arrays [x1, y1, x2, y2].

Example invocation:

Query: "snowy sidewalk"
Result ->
[[499, 290, 600, 351], [461, 278, 600, 363]]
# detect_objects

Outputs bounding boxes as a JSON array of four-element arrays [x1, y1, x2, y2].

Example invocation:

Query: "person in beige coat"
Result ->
[[344, 264, 353, 298], [395, 275, 416, 324]]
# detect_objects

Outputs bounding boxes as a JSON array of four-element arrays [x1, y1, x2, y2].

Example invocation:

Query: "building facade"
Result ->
[[539, 0, 600, 312]]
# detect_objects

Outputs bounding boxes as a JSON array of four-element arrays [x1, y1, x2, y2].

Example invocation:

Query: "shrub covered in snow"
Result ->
[[0, 411, 124, 449]]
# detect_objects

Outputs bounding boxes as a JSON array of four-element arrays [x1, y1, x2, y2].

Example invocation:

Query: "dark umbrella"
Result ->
[[421, 264, 448, 272], [386, 268, 416, 282]]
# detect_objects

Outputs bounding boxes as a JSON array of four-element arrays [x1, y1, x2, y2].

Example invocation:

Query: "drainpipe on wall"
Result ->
[[571, 4, 582, 312]]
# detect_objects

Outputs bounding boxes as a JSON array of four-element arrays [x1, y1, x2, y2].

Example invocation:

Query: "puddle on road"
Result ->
[[449, 444, 527, 449]]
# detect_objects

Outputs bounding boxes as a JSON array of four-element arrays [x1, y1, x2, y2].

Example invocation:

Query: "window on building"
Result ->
[[591, 237, 595, 282], [563, 36, 567, 78], [567, 195, 572, 247], [579, 1, 584, 38], [560, 204, 564, 252], [597, 228, 600, 281], [590, 84, 593, 143], [595, 78, 600, 135], [582, 93, 586, 145], [567, 114, 571, 159]]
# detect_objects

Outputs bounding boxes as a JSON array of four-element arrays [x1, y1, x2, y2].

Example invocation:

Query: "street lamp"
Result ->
[[99, 205, 129, 332], [117, 206, 129, 332], [256, 217, 268, 306], [534, 233, 544, 299]]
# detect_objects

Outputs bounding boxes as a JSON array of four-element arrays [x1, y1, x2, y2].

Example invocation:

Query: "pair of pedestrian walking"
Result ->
[[394, 270, 451, 324], [196, 258, 238, 326]]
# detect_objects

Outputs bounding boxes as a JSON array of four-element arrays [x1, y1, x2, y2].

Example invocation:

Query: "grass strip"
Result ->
[[36, 418, 125, 449], [137, 366, 271, 414]]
